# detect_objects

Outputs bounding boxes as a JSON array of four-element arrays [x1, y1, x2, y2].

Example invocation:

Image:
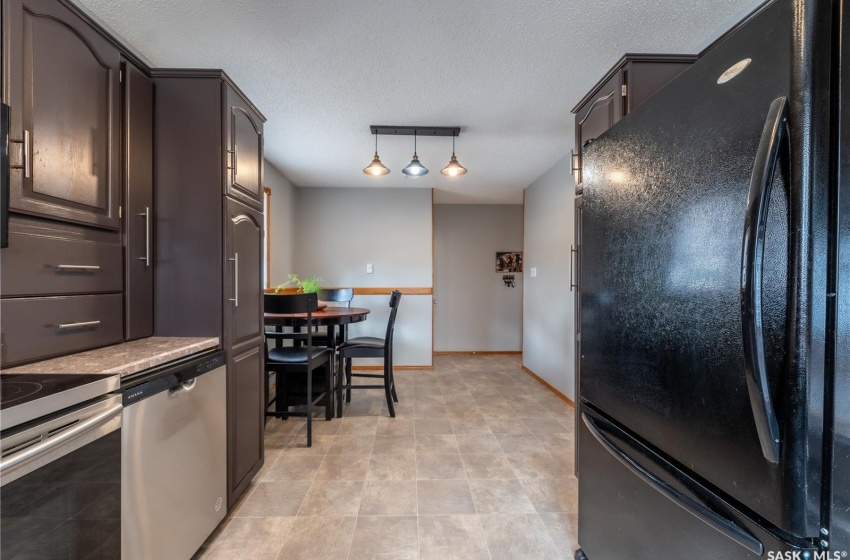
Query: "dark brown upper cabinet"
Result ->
[[123, 60, 154, 340], [5, 0, 121, 229], [225, 87, 264, 210], [571, 54, 696, 193]]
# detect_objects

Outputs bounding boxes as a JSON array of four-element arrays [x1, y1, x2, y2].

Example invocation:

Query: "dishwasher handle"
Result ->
[[168, 378, 198, 397]]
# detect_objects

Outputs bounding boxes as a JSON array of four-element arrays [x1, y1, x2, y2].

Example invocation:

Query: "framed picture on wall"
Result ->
[[496, 251, 523, 273]]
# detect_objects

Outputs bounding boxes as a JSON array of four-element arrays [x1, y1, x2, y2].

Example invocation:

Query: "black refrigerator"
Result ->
[[576, 0, 850, 557]]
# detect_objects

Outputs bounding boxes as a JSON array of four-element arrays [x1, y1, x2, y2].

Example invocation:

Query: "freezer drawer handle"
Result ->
[[582, 413, 764, 556], [741, 96, 788, 464]]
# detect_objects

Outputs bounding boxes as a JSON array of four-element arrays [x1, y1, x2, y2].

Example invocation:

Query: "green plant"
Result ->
[[276, 274, 324, 295]]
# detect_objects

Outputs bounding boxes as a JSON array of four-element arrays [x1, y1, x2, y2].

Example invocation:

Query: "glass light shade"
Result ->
[[440, 154, 468, 176], [402, 154, 429, 177], [363, 153, 390, 176]]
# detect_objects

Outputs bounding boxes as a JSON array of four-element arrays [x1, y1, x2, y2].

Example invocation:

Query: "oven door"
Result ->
[[0, 394, 122, 559]]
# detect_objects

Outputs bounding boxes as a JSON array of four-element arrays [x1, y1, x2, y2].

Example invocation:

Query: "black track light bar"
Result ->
[[370, 125, 461, 137]]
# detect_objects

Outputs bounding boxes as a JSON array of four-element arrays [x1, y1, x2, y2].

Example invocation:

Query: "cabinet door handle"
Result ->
[[229, 253, 239, 307], [10, 130, 31, 178], [23, 130, 31, 179], [569, 245, 578, 291], [226, 149, 236, 174], [138, 207, 151, 267], [57, 320, 101, 330], [56, 264, 101, 271]]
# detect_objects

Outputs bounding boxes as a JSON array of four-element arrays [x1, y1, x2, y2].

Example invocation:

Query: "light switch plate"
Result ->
[[366, 264, 374, 274], [530, 267, 537, 277]]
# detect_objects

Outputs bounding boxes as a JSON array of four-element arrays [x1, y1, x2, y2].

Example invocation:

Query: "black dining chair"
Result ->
[[312, 288, 354, 347], [264, 293, 335, 446], [336, 291, 401, 418]]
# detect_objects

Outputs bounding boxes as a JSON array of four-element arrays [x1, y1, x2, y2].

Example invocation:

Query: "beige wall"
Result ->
[[434, 204, 523, 352], [522, 155, 575, 399], [293, 187, 433, 367]]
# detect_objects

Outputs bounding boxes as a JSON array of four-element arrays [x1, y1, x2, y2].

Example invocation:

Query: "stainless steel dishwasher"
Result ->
[[121, 350, 227, 560]]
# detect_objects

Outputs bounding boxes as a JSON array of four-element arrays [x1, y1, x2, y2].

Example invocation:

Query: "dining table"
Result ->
[[263, 306, 371, 350]]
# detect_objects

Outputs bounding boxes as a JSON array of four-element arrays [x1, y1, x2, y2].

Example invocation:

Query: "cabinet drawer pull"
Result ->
[[56, 264, 101, 271], [57, 320, 101, 330]]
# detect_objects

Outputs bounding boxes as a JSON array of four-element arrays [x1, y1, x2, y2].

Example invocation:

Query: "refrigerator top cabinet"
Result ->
[[579, 0, 834, 545], [571, 54, 695, 193]]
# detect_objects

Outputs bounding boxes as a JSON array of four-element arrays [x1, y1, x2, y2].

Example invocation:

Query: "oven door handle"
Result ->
[[0, 403, 122, 478]]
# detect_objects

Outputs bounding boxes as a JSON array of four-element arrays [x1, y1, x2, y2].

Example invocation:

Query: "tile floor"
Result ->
[[193, 354, 578, 560]]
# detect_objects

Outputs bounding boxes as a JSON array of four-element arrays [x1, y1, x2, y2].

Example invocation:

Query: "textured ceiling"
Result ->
[[77, 0, 763, 203]]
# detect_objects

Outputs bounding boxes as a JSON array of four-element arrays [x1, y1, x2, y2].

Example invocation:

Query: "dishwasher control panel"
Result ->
[[195, 353, 226, 375], [122, 351, 225, 406]]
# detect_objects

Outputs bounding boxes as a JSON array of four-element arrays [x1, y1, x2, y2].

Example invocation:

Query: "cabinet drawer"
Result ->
[[1, 232, 122, 296], [1, 294, 123, 367]]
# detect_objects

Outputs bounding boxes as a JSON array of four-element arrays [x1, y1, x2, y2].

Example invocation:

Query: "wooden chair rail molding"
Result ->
[[264, 287, 433, 296]]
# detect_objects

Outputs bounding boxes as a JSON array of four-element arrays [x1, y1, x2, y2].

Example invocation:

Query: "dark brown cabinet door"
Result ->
[[225, 198, 263, 346], [228, 343, 264, 506], [224, 86, 263, 210], [224, 197, 264, 506], [574, 72, 623, 192], [123, 61, 154, 340], [6, 0, 121, 229]]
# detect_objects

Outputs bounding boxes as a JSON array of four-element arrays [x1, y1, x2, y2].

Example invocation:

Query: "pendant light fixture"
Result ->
[[440, 134, 467, 176], [363, 131, 390, 176], [402, 130, 429, 177]]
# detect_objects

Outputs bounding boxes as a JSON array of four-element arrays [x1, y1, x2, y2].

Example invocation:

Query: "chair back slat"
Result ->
[[264, 293, 319, 349], [264, 293, 318, 314], [385, 290, 402, 344], [318, 288, 354, 307]]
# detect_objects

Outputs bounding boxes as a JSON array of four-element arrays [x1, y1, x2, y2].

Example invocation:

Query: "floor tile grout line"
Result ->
[[344, 512, 360, 560], [271, 515, 298, 560], [415, 464, 421, 560]]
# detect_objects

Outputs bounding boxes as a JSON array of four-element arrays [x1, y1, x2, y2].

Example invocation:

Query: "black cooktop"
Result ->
[[0, 373, 120, 431], [0, 373, 113, 411]]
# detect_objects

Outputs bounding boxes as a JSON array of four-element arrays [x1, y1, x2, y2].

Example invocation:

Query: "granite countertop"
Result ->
[[4, 337, 220, 376]]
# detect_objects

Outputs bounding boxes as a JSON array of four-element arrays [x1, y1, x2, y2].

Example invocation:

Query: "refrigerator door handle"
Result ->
[[582, 413, 764, 556], [741, 96, 788, 464]]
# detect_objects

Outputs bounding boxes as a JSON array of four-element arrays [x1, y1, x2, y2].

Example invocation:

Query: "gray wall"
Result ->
[[294, 187, 433, 366], [434, 204, 523, 352], [265, 161, 296, 287], [522, 155, 575, 399]]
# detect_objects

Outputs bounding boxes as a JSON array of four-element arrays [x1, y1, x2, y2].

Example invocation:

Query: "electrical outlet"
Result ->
[[366, 264, 374, 274], [530, 267, 537, 278]]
